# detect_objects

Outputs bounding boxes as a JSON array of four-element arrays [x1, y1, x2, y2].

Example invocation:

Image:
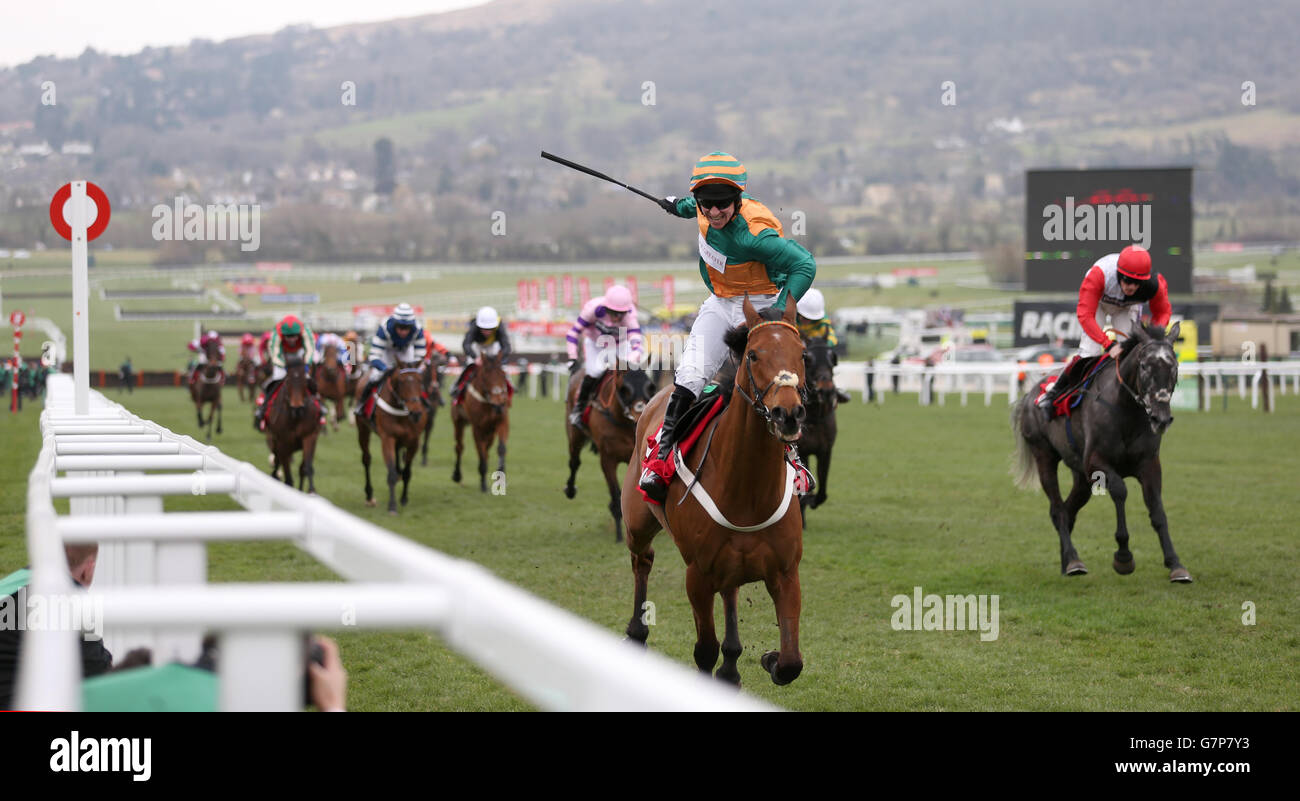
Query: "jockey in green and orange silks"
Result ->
[[638, 151, 817, 504]]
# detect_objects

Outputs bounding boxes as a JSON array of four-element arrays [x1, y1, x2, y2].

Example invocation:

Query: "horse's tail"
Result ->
[[1009, 397, 1040, 491]]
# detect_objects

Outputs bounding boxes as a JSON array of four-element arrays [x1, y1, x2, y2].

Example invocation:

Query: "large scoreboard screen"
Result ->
[[1024, 168, 1192, 294]]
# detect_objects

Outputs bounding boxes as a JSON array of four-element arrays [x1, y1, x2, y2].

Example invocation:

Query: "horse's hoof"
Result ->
[[401, 497, 408, 507], [761, 650, 801, 686], [365, 499, 376, 508], [452, 471, 461, 483], [563, 486, 576, 499], [1113, 555, 1135, 575], [1064, 561, 1088, 576], [1169, 567, 1193, 583], [622, 635, 647, 648], [715, 667, 741, 687]]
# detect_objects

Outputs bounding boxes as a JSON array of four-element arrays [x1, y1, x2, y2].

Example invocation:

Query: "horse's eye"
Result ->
[[748, 350, 758, 361]]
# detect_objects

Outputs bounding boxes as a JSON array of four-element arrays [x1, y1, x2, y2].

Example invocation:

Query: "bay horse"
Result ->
[[564, 365, 656, 542], [419, 354, 446, 466], [451, 352, 510, 493], [796, 338, 839, 522], [235, 356, 259, 403], [1011, 322, 1191, 582], [314, 344, 349, 432], [356, 360, 427, 513], [265, 353, 322, 493], [190, 339, 224, 442], [621, 298, 807, 687]]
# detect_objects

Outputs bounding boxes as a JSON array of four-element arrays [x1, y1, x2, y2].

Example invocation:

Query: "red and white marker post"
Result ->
[[49, 181, 110, 415], [9, 310, 23, 412]]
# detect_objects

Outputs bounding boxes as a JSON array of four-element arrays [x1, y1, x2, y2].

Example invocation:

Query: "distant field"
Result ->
[[2, 383, 1297, 711], [2, 250, 1293, 371]]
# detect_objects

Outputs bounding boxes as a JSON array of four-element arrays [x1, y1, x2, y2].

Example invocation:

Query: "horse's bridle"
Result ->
[[466, 362, 509, 411], [733, 320, 803, 424], [377, 367, 425, 417], [1111, 334, 1177, 416]]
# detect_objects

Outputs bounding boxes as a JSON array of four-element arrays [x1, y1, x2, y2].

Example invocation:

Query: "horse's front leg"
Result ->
[[495, 416, 509, 484], [300, 432, 318, 495], [564, 425, 585, 500], [685, 565, 719, 675], [715, 586, 742, 686], [760, 568, 804, 686], [475, 426, 491, 493], [400, 436, 417, 506], [383, 434, 400, 514], [599, 449, 623, 542], [452, 415, 465, 484], [1138, 457, 1191, 582], [216, 399, 223, 435], [622, 546, 657, 648], [1088, 453, 1134, 576], [358, 422, 375, 507]]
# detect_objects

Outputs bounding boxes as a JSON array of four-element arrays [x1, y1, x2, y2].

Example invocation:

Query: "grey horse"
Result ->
[[1011, 322, 1192, 582]]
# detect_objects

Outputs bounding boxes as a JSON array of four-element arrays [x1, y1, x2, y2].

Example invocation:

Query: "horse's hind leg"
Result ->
[[715, 586, 742, 686], [685, 565, 719, 675], [476, 431, 490, 493], [760, 568, 804, 686], [216, 400, 223, 435], [421, 412, 433, 466], [382, 436, 400, 514], [1035, 451, 1085, 575], [1138, 458, 1191, 582]]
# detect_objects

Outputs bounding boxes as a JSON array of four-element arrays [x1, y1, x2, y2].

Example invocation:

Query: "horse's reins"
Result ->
[[1108, 332, 1176, 413], [668, 317, 802, 531], [465, 364, 509, 411]]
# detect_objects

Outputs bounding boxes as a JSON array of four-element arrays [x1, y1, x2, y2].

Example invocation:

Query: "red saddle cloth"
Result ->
[[637, 394, 726, 504], [1035, 355, 1109, 419], [579, 373, 615, 427]]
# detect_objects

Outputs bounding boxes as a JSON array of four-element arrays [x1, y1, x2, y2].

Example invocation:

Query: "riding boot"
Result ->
[[1037, 356, 1079, 412], [353, 378, 380, 417], [255, 378, 281, 431], [835, 389, 852, 404], [638, 384, 696, 504], [568, 374, 599, 428]]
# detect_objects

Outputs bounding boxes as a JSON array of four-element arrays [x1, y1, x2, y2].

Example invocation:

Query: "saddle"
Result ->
[[579, 372, 617, 428], [638, 384, 730, 501], [1036, 355, 1107, 419]]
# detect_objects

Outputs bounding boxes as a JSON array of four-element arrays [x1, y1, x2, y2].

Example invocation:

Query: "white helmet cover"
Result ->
[[476, 306, 500, 329], [796, 288, 826, 320]]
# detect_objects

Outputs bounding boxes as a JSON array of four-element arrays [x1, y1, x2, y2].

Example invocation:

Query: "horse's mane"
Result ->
[[1119, 323, 1172, 356], [716, 307, 785, 394]]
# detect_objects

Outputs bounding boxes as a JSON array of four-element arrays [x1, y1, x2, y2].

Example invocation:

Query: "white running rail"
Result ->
[[19, 373, 773, 711]]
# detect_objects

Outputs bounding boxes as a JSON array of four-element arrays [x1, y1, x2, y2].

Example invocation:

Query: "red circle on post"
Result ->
[[9, 311, 23, 327], [49, 182, 111, 241]]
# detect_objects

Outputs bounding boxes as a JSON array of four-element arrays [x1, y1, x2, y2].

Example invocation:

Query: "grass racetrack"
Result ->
[[2, 385, 1297, 711]]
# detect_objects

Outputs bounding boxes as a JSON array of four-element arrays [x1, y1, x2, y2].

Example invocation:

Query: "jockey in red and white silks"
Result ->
[[1038, 245, 1172, 409]]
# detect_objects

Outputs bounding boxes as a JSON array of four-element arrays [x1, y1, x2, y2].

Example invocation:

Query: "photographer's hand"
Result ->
[[309, 635, 348, 712]]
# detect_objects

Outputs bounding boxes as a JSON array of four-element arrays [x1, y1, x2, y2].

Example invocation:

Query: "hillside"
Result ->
[[2, 0, 1299, 260]]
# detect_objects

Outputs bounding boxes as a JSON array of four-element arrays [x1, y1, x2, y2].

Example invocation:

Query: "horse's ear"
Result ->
[[1166, 321, 1181, 343], [782, 299, 797, 325], [743, 295, 759, 327], [1131, 325, 1151, 343]]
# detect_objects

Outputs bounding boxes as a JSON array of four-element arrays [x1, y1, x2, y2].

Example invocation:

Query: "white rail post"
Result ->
[[71, 181, 90, 415], [220, 631, 301, 712]]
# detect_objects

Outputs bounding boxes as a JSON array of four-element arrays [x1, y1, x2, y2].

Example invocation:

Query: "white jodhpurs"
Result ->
[[1078, 302, 1138, 358], [674, 293, 778, 396]]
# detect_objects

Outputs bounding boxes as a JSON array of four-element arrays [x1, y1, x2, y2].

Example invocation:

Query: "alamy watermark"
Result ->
[[152, 197, 261, 252], [1041, 195, 1151, 250], [0, 587, 104, 640], [890, 586, 999, 641]]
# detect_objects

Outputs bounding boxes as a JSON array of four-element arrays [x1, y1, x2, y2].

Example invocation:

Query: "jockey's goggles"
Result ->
[[695, 195, 737, 211]]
